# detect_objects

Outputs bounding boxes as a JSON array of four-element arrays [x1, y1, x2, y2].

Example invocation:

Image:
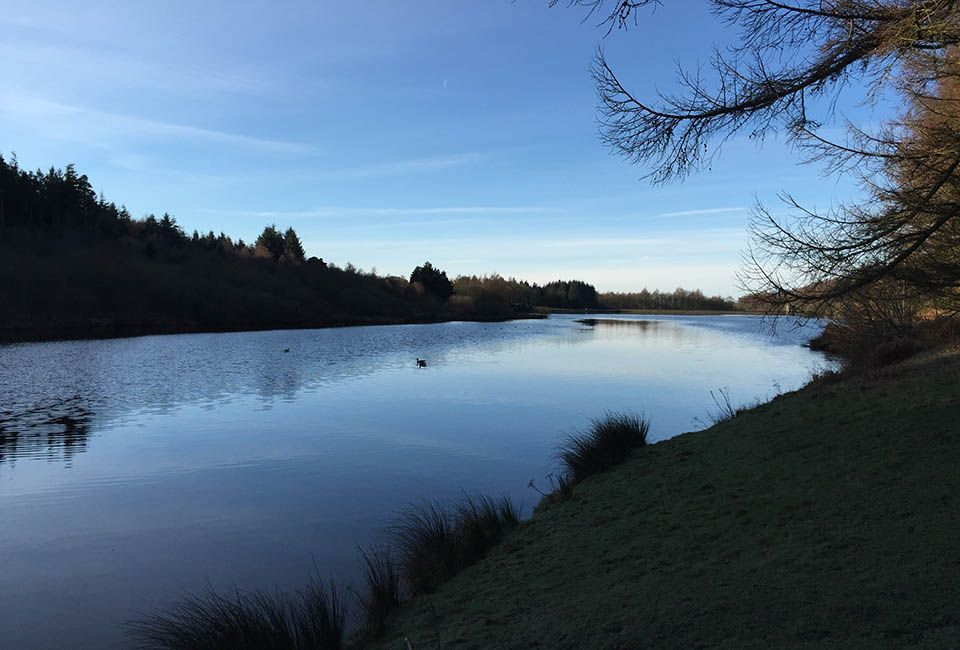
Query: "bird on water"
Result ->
[[416, 358, 427, 368]]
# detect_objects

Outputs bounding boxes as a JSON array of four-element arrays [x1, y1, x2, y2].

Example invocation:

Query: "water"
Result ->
[[0, 314, 828, 649]]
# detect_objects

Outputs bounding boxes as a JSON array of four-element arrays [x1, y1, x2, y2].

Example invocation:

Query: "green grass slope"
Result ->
[[364, 350, 960, 650]]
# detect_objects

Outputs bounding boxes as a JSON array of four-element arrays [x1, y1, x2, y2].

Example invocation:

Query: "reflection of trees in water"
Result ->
[[576, 318, 667, 336], [0, 396, 92, 465], [0, 321, 580, 459], [577, 318, 661, 329]]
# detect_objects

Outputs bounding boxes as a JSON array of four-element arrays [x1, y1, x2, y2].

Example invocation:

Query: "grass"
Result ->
[[558, 411, 649, 483], [528, 471, 575, 510], [127, 575, 346, 650], [388, 502, 460, 597], [388, 495, 520, 597], [360, 347, 960, 650], [691, 387, 766, 427], [455, 494, 521, 567], [355, 546, 402, 638]]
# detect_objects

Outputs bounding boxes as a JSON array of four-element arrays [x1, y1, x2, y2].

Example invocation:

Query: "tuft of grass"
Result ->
[[455, 494, 520, 566], [389, 495, 520, 597], [559, 411, 649, 483], [388, 502, 460, 596], [356, 545, 403, 637], [126, 576, 345, 650], [291, 577, 347, 650]]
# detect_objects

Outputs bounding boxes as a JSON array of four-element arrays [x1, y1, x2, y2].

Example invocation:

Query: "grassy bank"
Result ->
[[361, 348, 960, 650]]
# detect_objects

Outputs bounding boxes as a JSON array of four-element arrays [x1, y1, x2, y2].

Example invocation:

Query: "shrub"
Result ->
[[126, 576, 346, 650], [559, 412, 649, 483]]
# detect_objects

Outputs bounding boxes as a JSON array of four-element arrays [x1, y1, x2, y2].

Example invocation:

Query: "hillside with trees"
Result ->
[[1, 155, 751, 341], [0, 155, 537, 341]]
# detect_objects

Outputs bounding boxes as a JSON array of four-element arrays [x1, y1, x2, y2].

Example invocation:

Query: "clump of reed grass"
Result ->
[[127, 576, 346, 650], [388, 502, 460, 596], [456, 494, 520, 566], [559, 411, 649, 483], [389, 494, 520, 597], [356, 545, 403, 637]]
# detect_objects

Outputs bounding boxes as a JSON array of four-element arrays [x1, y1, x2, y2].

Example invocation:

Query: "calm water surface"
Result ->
[[0, 314, 829, 649]]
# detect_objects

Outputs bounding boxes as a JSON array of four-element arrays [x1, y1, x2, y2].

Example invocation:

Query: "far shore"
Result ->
[[0, 308, 773, 345], [0, 312, 548, 345], [543, 307, 765, 316]]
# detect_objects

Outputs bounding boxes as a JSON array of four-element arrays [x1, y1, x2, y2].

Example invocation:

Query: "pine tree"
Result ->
[[283, 227, 305, 262]]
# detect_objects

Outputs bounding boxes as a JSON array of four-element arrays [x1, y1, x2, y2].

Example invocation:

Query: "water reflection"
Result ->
[[0, 317, 822, 467], [0, 315, 829, 650], [577, 318, 660, 328], [0, 396, 92, 465], [0, 322, 564, 465]]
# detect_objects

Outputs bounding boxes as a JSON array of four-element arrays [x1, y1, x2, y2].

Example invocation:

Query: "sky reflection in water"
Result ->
[[0, 314, 829, 649]]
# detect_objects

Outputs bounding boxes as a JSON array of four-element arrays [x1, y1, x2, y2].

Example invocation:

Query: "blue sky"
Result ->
[[2, 1, 872, 295]]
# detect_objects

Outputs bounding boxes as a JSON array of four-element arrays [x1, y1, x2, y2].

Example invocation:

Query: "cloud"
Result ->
[[0, 93, 318, 154], [318, 152, 494, 180], [0, 38, 272, 98], [654, 207, 746, 218], [199, 205, 552, 220]]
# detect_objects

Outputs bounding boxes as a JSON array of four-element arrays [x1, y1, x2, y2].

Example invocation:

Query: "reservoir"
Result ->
[[0, 314, 828, 649]]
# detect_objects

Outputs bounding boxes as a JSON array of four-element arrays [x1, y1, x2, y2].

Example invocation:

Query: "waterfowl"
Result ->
[[416, 358, 427, 368]]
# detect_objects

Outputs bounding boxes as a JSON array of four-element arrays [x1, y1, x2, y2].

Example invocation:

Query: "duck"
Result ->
[[283, 348, 290, 353], [416, 358, 427, 368]]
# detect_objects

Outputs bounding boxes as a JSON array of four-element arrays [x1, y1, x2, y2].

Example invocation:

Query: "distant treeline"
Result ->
[[600, 289, 737, 312], [454, 276, 738, 312], [454, 276, 599, 311], [0, 155, 741, 341]]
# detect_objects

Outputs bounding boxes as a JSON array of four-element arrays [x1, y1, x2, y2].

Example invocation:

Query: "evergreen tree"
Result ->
[[283, 227, 305, 262], [410, 261, 454, 302], [255, 224, 286, 260]]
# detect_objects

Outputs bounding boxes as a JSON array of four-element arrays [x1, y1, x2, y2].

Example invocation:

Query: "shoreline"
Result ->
[[359, 346, 960, 649], [543, 307, 764, 316], [0, 308, 778, 345], [0, 312, 548, 345]]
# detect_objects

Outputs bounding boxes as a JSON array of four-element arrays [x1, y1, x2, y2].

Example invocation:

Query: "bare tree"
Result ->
[[557, 0, 960, 317]]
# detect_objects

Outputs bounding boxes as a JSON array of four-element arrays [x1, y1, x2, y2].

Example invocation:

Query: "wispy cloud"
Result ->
[[0, 94, 317, 154], [0, 39, 273, 98], [199, 205, 553, 220], [316, 152, 494, 180], [541, 229, 744, 250], [654, 207, 746, 218]]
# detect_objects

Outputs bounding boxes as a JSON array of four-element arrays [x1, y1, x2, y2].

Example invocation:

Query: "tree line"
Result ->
[[0, 152, 313, 263], [0, 154, 745, 341], [600, 289, 735, 312], [454, 275, 599, 310]]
